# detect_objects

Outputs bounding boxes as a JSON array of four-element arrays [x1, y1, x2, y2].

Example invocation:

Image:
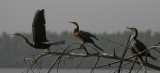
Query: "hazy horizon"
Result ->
[[0, 0, 160, 35]]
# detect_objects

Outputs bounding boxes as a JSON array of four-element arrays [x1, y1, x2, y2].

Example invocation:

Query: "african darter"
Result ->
[[127, 27, 157, 61], [14, 9, 65, 53], [69, 22, 104, 54]]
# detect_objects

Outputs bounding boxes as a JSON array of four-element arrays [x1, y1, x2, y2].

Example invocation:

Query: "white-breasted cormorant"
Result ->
[[127, 27, 157, 61]]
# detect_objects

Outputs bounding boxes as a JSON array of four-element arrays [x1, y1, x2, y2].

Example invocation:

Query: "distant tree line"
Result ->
[[0, 30, 160, 68]]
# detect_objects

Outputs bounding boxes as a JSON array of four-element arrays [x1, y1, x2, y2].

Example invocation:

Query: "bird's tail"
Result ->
[[51, 40, 66, 45], [92, 43, 104, 51], [150, 55, 158, 61], [93, 37, 99, 41], [138, 55, 144, 62]]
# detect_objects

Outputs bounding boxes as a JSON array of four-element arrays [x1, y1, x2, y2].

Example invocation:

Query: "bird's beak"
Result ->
[[126, 27, 132, 30], [126, 27, 130, 29], [126, 27, 134, 32], [68, 21, 76, 25], [68, 21, 73, 23]]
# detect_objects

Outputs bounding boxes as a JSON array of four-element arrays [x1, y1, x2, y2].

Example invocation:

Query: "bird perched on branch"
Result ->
[[14, 9, 65, 54], [127, 27, 157, 61], [69, 21, 104, 53]]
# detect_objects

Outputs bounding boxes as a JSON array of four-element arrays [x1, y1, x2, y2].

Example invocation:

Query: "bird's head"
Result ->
[[69, 21, 79, 33], [126, 27, 138, 33], [69, 21, 78, 26]]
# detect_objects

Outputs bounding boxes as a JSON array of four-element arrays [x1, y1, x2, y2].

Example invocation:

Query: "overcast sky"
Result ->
[[0, 0, 160, 35]]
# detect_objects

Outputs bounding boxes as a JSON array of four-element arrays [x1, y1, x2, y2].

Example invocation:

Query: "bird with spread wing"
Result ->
[[14, 9, 65, 54]]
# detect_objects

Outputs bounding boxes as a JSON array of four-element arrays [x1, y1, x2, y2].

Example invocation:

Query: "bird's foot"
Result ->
[[80, 45, 84, 50], [44, 49, 50, 54]]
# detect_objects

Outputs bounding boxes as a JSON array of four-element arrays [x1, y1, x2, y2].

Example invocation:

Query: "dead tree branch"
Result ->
[[118, 35, 131, 73], [24, 43, 160, 73]]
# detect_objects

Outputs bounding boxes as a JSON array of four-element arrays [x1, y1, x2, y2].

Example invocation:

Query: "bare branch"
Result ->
[[90, 56, 100, 73], [137, 58, 147, 73], [118, 35, 131, 73], [48, 48, 160, 71], [23, 42, 160, 73], [129, 57, 137, 73], [101, 37, 123, 46]]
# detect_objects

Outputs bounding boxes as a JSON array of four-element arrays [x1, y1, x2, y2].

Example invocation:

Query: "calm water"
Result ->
[[0, 68, 159, 73]]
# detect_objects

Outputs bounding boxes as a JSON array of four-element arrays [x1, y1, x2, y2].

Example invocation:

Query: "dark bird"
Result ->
[[127, 27, 157, 61], [69, 21, 104, 52], [14, 9, 65, 53]]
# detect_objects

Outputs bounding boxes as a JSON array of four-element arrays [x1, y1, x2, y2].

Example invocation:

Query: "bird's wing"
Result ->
[[78, 31, 91, 39], [77, 31, 92, 43], [79, 30, 98, 40], [135, 39, 147, 52], [32, 9, 48, 43]]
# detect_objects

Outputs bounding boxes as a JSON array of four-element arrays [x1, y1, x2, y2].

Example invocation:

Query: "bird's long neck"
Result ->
[[131, 30, 138, 40], [18, 34, 34, 47], [73, 23, 79, 34]]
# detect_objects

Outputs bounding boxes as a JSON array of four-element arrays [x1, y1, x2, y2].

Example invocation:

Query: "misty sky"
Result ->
[[0, 0, 160, 35]]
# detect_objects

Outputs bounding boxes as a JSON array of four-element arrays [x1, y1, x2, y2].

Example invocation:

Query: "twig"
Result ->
[[101, 37, 123, 46], [129, 57, 137, 73], [145, 42, 160, 60], [90, 56, 100, 73], [76, 58, 84, 69], [118, 35, 131, 73], [137, 58, 147, 73], [25, 53, 48, 73], [47, 43, 77, 73], [136, 66, 142, 73]]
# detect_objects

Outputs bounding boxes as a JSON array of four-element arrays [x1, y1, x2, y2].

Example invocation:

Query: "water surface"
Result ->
[[0, 68, 159, 73]]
